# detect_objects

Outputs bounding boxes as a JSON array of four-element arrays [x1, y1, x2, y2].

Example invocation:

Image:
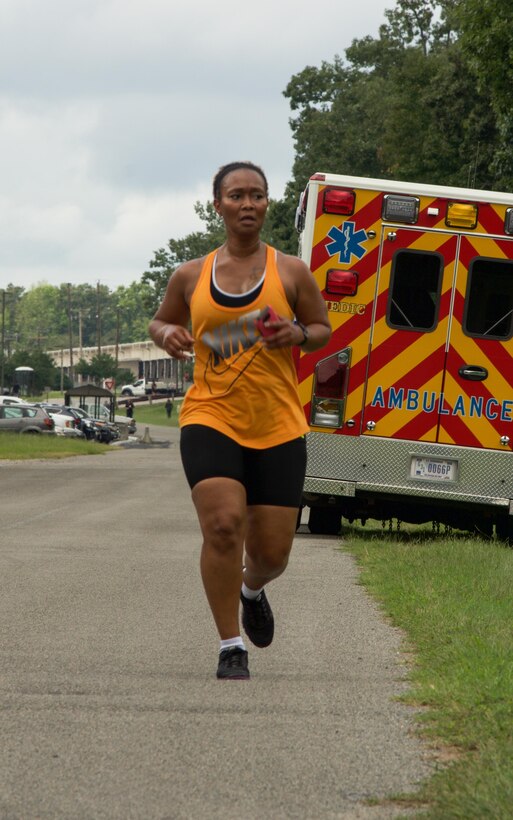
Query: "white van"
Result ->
[[0, 395, 29, 406]]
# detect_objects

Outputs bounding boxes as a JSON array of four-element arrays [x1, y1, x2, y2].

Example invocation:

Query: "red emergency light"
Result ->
[[326, 269, 359, 296], [322, 188, 355, 216], [311, 349, 351, 428]]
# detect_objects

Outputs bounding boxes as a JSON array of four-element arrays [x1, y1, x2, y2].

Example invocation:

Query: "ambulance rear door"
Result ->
[[440, 235, 513, 451], [362, 226, 458, 443]]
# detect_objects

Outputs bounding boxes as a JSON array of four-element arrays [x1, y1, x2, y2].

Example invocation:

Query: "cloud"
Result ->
[[0, 0, 390, 289]]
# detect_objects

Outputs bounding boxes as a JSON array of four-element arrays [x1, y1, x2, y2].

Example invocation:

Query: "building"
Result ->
[[47, 339, 188, 390]]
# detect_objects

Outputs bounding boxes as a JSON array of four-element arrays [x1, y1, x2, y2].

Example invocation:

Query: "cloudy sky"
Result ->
[[1, 0, 392, 292]]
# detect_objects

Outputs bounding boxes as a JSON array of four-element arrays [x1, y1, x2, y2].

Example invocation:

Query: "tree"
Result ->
[[4, 349, 57, 394], [452, 0, 513, 188], [112, 280, 155, 343], [75, 353, 118, 385], [15, 284, 64, 350], [283, 0, 503, 193], [1, 284, 24, 365]]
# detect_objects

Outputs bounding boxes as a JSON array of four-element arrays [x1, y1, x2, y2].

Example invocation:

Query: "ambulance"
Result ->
[[295, 172, 513, 540]]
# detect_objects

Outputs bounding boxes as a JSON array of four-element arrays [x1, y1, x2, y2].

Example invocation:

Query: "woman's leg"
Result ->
[[243, 505, 299, 590], [191, 477, 247, 640], [242, 436, 306, 589]]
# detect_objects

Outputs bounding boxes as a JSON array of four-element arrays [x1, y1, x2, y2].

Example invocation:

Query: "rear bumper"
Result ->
[[304, 433, 513, 512], [55, 428, 84, 438]]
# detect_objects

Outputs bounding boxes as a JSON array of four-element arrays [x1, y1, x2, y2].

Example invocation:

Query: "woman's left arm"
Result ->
[[263, 255, 332, 352]]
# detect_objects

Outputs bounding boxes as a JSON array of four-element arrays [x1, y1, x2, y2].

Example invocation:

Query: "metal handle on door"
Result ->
[[458, 365, 488, 381]]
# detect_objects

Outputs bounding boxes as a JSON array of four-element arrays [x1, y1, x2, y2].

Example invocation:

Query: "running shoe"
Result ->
[[240, 589, 274, 648], [216, 647, 250, 680]]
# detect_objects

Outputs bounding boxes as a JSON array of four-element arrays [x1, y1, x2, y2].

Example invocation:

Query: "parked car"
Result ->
[[0, 395, 30, 406], [59, 406, 101, 440], [71, 406, 120, 444], [91, 403, 136, 436], [35, 403, 84, 438], [0, 404, 55, 434], [37, 403, 118, 443], [77, 402, 134, 437]]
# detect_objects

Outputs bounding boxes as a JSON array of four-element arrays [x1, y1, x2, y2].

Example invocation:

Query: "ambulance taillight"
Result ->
[[326, 269, 358, 296], [311, 349, 351, 428], [322, 188, 355, 216]]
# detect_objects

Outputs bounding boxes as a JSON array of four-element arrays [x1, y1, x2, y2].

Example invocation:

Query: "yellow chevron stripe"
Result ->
[[420, 424, 439, 442], [438, 371, 503, 446], [367, 370, 446, 438]]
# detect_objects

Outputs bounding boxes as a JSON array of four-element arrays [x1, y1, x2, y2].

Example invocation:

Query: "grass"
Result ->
[[121, 399, 182, 428], [0, 397, 181, 460], [342, 523, 513, 818], [0, 432, 111, 460]]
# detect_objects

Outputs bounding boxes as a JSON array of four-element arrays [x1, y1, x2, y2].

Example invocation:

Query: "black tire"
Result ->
[[495, 515, 513, 546], [308, 506, 342, 535], [121, 389, 133, 396], [472, 518, 493, 539]]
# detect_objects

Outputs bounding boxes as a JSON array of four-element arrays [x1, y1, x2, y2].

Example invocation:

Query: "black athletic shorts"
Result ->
[[180, 424, 307, 507]]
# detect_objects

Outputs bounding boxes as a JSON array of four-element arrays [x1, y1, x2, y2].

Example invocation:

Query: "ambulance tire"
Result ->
[[308, 506, 342, 536], [495, 515, 513, 546], [472, 518, 493, 539]]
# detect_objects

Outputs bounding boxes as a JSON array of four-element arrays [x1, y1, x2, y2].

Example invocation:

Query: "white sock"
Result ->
[[220, 637, 246, 653], [241, 581, 264, 600]]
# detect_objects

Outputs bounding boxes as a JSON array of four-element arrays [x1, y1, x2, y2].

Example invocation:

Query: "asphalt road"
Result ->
[[0, 425, 432, 819]]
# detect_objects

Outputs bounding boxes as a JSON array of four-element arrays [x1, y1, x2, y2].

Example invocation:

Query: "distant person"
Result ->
[[149, 161, 331, 681], [125, 399, 134, 419], [165, 397, 174, 419]]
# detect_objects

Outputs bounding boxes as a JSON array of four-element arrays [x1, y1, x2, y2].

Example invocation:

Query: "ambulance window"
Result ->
[[387, 250, 442, 332], [464, 258, 513, 340]]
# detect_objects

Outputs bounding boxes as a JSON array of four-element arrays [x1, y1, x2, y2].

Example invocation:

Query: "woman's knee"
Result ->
[[192, 478, 247, 554], [203, 508, 246, 553], [247, 543, 291, 576]]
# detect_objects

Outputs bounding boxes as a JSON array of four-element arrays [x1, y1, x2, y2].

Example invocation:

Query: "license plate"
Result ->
[[410, 456, 458, 482]]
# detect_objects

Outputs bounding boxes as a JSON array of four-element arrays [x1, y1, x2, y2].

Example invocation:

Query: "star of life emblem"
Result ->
[[326, 222, 368, 264]]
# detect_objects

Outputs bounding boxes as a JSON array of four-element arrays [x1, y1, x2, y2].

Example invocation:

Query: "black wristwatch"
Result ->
[[294, 320, 309, 346]]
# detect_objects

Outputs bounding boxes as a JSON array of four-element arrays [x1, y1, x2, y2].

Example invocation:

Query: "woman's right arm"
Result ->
[[148, 261, 200, 360]]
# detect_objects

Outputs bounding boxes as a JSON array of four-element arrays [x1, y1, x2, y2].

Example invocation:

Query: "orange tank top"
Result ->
[[179, 244, 309, 448]]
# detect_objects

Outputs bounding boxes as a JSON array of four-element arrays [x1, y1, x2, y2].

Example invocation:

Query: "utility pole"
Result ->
[[114, 309, 120, 410], [115, 309, 120, 370], [78, 308, 84, 359], [0, 290, 5, 393], [96, 281, 102, 358], [67, 283, 74, 386]]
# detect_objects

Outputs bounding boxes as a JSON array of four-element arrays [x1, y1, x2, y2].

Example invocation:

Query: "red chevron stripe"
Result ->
[[478, 205, 505, 235], [441, 347, 510, 446], [367, 323, 443, 379], [445, 346, 512, 405], [473, 339, 513, 386], [393, 408, 439, 441], [365, 344, 446, 422], [459, 236, 479, 268], [438, 410, 482, 448]]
